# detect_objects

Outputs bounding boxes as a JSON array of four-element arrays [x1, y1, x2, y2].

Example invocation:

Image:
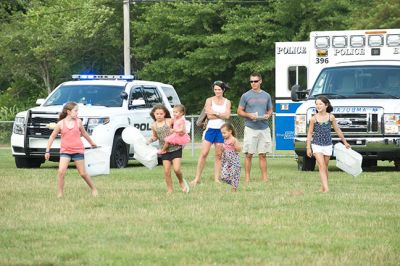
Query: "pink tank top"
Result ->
[[60, 119, 84, 154], [223, 139, 236, 152]]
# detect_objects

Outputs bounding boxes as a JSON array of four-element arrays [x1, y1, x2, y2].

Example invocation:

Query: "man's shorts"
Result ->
[[311, 144, 333, 156], [60, 153, 84, 161], [204, 128, 224, 144], [243, 126, 272, 155]]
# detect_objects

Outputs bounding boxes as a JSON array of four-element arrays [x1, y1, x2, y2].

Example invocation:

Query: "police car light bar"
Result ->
[[72, 74, 134, 81]]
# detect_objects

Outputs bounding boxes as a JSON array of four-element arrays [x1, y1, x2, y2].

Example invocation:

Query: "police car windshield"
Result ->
[[44, 84, 125, 107], [310, 66, 400, 99]]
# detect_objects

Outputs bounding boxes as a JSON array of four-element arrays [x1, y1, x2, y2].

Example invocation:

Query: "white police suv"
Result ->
[[11, 74, 182, 168]]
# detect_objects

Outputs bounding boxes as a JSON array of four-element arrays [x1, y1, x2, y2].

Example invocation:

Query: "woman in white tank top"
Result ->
[[191, 81, 231, 186]]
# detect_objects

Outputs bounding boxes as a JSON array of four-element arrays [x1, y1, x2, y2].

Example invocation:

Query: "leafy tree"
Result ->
[[0, 0, 123, 108]]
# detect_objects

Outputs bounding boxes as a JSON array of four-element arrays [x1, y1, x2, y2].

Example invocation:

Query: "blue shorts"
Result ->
[[60, 153, 84, 161], [204, 128, 224, 144]]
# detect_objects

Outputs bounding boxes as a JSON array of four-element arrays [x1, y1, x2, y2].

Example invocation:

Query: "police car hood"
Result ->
[[15, 105, 127, 118], [296, 99, 400, 113]]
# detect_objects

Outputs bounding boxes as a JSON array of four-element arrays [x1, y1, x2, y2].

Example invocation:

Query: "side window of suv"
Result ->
[[142, 87, 162, 107]]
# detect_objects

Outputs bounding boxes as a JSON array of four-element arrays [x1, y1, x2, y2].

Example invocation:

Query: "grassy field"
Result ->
[[0, 148, 399, 265]]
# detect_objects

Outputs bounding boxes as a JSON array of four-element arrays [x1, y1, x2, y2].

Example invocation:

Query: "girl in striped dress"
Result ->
[[220, 123, 241, 192]]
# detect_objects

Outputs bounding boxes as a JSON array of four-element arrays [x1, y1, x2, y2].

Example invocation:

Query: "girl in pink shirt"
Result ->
[[45, 102, 98, 198]]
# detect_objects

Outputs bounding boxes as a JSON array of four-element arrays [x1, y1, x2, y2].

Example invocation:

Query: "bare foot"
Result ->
[[190, 179, 200, 187], [57, 193, 63, 198], [231, 187, 237, 192], [92, 189, 98, 197], [214, 179, 221, 183], [262, 178, 269, 182]]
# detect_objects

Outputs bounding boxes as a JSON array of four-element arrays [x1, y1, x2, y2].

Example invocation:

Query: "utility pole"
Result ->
[[123, 0, 131, 75]]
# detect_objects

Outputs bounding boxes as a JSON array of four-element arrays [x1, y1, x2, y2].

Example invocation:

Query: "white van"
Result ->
[[275, 29, 400, 170], [11, 75, 182, 168]]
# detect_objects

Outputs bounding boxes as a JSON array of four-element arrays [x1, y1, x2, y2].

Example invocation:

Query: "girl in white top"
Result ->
[[191, 81, 231, 186]]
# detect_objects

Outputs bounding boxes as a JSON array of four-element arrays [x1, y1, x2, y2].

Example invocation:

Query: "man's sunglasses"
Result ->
[[249, 80, 260, 83]]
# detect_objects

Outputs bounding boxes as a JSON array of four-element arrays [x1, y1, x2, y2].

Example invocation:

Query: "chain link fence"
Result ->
[[1, 114, 295, 157], [186, 113, 277, 156]]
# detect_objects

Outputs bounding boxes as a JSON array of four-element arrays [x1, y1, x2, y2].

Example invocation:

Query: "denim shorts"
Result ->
[[60, 153, 84, 161]]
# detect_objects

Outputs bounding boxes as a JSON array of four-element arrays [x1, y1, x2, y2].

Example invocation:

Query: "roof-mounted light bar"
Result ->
[[315, 36, 330, 48], [387, 34, 400, 47], [350, 35, 365, 48], [368, 35, 384, 47], [72, 74, 134, 81]]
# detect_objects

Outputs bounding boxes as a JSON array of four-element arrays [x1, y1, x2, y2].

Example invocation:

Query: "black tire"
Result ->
[[110, 135, 129, 168], [362, 159, 377, 168], [297, 155, 316, 171], [15, 157, 43, 168]]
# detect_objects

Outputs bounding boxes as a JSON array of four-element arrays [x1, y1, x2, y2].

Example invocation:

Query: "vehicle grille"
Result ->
[[27, 117, 58, 137], [333, 113, 379, 134]]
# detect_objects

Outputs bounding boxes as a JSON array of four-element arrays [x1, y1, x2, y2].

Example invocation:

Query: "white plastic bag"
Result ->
[[85, 146, 112, 176], [122, 126, 146, 145], [133, 143, 158, 169], [334, 143, 363, 176]]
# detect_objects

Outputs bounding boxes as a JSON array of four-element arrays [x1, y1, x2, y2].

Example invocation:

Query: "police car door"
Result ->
[[128, 86, 160, 139]]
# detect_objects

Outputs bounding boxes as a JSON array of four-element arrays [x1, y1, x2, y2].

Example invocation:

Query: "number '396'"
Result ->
[[316, 58, 329, 64]]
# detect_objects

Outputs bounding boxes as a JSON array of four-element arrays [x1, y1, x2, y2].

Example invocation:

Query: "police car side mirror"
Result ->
[[36, 99, 45, 106], [120, 91, 128, 100], [291, 84, 307, 101], [129, 99, 146, 109]]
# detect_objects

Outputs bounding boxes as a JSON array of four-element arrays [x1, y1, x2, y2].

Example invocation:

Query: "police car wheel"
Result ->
[[15, 157, 43, 168], [110, 135, 129, 168]]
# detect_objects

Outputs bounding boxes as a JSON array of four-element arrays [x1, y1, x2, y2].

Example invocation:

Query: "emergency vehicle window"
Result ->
[[161, 86, 181, 107], [142, 87, 162, 107], [130, 87, 147, 108], [288, 66, 307, 91]]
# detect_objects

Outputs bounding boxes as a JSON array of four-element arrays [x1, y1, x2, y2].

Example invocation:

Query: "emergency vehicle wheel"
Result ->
[[394, 160, 400, 170], [297, 155, 316, 171], [362, 159, 377, 168], [110, 135, 129, 168], [15, 157, 43, 168]]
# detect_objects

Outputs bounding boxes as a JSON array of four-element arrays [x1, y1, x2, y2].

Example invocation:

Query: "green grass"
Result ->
[[0, 149, 399, 265]]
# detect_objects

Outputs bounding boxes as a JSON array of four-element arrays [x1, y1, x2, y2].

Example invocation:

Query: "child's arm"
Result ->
[[79, 120, 97, 148], [233, 137, 241, 152], [44, 122, 61, 160], [331, 115, 351, 148], [306, 116, 315, 158], [147, 123, 158, 144]]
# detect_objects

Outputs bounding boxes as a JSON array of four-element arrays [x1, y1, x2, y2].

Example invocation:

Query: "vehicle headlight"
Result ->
[[384, 114, 400, 134], [13, 117, 25, 135], [295, 114, 307, 135], [87, 117, 110, 134]]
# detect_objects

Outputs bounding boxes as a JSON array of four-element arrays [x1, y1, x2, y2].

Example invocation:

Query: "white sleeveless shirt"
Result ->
[[207, 99, 227, 129]]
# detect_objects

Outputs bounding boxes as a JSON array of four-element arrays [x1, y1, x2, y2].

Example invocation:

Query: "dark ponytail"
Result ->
[[316, 96, 333, 113]]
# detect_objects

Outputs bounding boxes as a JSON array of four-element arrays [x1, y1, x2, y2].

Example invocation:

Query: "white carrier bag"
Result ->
[[133, 143, 158, 169], [85, 146, 112, 176], [334, 143, 363, 177], [122, 126, 158, 169]]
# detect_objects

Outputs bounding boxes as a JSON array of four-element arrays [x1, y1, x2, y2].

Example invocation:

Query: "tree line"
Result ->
[[0, 0, 399, 119]]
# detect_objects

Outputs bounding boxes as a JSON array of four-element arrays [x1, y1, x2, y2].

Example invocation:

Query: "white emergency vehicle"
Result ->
[[11, 75, 182, 168], [275, 29, 400, 170]]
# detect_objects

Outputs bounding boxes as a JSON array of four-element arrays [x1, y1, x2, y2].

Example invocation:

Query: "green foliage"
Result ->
[[0, 149, 399, 264], [0, 105, 21, 121]]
